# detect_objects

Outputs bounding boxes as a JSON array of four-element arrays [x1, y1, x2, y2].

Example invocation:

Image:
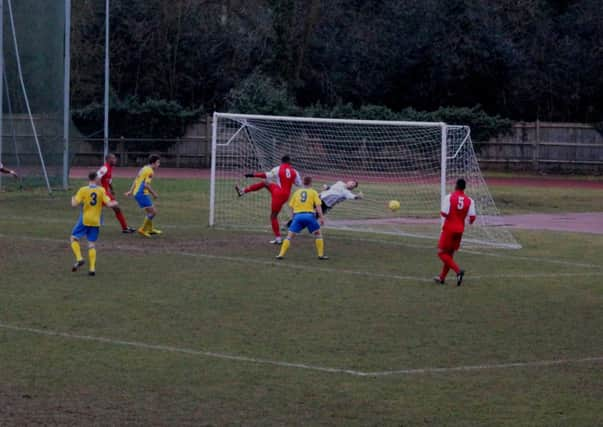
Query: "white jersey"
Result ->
[[320, 181, 357, 208]]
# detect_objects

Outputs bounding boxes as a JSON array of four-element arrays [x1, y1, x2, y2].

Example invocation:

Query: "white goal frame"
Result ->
[[210, 112, 449, 226], [209, 112, 519, 249]]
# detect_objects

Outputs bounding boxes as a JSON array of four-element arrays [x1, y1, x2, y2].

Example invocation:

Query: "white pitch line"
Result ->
[[0, 234, 601, 283], [4, 214, 601, 270], [0, 322, 601, 377]]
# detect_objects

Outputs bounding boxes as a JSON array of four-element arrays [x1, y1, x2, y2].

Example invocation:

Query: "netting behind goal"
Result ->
[[1, 0, 68, 191], [211, 113, 520, 249]]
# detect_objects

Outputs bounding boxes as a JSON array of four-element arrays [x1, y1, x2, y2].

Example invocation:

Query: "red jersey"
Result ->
[[263, 163, 302, 195], [441, 190, 477, 233], [96, 162, 113, 190]]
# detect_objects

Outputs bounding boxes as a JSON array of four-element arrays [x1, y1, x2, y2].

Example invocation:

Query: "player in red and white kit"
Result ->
[[235, 155, 302, 244], [435, 178, 476, 286], [97, 153, 136, 233]]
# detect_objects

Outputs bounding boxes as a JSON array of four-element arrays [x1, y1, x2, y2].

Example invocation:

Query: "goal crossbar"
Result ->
[[214, 112, 445, 128]]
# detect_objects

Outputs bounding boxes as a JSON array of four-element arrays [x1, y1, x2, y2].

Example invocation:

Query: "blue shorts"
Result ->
[[289, 213, 320, 234], [71, 219, 100, 242], [135, 193, 153, 208]]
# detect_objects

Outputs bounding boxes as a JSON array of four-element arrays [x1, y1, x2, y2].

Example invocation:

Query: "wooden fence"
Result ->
[[61, 119, 603, 174], [476, 121, 603, 173]]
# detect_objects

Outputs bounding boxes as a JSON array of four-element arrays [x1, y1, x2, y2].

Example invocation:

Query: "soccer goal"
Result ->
[[210, 112, 520, 249]]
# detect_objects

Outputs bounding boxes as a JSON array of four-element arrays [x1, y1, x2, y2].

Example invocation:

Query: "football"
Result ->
[[388, 200, 400, 211]]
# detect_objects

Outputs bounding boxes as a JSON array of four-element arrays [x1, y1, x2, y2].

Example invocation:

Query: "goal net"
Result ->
[[1, 0, 69, 192], [210, 112, 520, 249]]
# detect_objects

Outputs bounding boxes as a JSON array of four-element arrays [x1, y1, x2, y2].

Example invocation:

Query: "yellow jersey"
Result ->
[[74, 185, 111, 226], [133, 165, 154, 196], [289, 188, 321, 213]]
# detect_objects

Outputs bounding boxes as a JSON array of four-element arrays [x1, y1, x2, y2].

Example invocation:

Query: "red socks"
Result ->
[[115, 210, 128, 230], [271, 217, 280, 237], [438, 251, 460, 279], [244, 182, 267, 193]]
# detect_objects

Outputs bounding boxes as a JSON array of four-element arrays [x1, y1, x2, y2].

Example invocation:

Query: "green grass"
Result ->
[[0, 178, 602, 425]]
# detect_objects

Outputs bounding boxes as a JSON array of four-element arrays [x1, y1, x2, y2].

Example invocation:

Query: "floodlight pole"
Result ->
[[103, 0, 110, 158], [0, 0, 4, 190], [62, 0, 71, 189]]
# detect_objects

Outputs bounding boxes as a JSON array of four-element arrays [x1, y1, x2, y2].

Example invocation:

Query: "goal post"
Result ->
[[210, 112, 520, 249]]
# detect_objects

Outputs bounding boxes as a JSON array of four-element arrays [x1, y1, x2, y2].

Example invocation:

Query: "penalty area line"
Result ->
[[0, 233, 601, 283], [2, 216, 602, 270], [0, 322, 601, 377]]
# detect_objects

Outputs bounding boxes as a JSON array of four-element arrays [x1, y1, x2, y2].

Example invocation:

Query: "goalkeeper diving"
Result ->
[[286, 180, 362, 227]]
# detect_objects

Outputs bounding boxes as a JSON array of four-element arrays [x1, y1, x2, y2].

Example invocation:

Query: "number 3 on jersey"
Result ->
[[90, 192, 98, 206]]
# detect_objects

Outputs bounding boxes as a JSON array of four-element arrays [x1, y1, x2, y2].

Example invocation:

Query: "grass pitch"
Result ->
[[0, 178, 602, 425]]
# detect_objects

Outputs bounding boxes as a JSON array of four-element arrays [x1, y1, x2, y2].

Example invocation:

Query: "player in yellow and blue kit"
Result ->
[[70, 172, 118, 276], [125, 154, 161, 237], [276, 176, 328, 260]]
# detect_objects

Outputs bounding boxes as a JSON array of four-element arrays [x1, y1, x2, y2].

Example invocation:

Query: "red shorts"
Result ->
[[438, 231, 463, 252]]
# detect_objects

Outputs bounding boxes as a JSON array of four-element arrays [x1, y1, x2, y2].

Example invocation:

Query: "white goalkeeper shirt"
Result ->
[[320, 181, 358, 208]]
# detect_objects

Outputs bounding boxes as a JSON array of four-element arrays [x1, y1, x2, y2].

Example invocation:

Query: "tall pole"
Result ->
[[62, 0, 71, 189], [209, 112, 218, 226], [0, 0, 4, 190], [103, 0, 109, 158]]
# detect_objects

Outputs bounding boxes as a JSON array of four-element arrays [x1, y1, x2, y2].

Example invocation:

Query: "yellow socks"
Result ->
[[315, 238, 324, 257], [88, 248, 97, 272], [71, 240, 83, 261], [142, 217, 153, 232], [278, 239, 291, 257]]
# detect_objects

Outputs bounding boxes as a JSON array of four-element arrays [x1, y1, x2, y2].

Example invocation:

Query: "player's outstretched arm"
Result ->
[[125, 180, 136, 197], [316, 204, 325, 225]]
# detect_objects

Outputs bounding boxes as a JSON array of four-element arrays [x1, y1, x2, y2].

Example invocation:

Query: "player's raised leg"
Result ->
[[236, 180, 267, 197]]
